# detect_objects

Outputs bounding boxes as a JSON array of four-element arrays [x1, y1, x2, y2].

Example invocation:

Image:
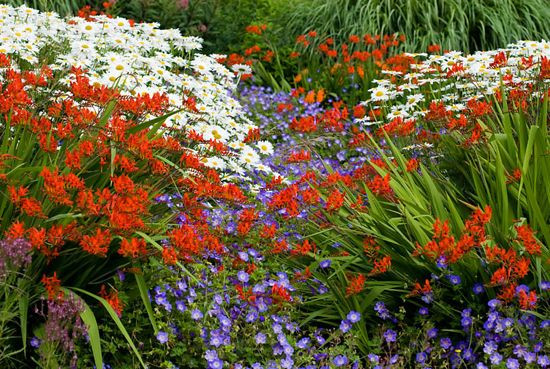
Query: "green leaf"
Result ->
[[419, 164, 447, 219], [126, 109, 183, 135], [80, 301, 103, 369], [98, 100, 117, 128], [70, 287, 147, 369], [134, 271, 158, 333], [18, 292, 28, 354]]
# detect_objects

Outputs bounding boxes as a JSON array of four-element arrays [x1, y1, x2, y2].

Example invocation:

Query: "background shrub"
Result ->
[[4, 0, 549, 54], [2, 0, 86, 16]]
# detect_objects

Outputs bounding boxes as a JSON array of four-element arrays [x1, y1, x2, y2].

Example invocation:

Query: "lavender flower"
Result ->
[[347, 310, 361, 323], [0, 238, 32, 277], [506, 358, 519, 369], [490, 353, 502, 365], [416, 352, 427, 363], [427, 328, 438, 339], [447, 274, 461, 285], [156, 331, 169, 344], [237, 270, 250, 283], [339, 319, 352, 333], [191, 309, 203, 320], [30, 337, 41, 348], [319, 259, 331, 269], [383, 329, 397, 343], [440, 337, 452, 350], [333, 355, 348, 367], [473, 283, 484, 295]]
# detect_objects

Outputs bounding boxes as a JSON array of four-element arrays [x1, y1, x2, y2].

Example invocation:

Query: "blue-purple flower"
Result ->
[[347, 310, 361, 323], [447, 274, 461, 285], [156, 331, 169, 344], [383, 329, 397, 343], [333, 355, 349, 367]]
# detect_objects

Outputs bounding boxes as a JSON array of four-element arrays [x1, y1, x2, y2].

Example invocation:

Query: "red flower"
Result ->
[[416, 206, 491, 263], [367, 174, 394, 200], [370, 255, 391, 275], [363, 237, 380, 258], [291, 239, 316, 256], [29, 227, 47, 254], [405, 158, 419, 172], [245, 24, 267, 35], [272, 283, 292, 303], [446, 63, 465, 78], [467, 99, 492, 118], [41, 167, 72, 205], [118, 238, 147, 258], [490, 51, 507, 68], [497, 283, 516, 302], [162, 247, 178, 265], [325, 189, 344, 212], [427, 44, 441, 53], [424, 101, 451, 122], [353, 104, 366, 118], [290, 116, 317, 133], [80, 228, 111, 256], [540, 56, 550, 79], [20, 197, 46, 218], [271, 239, 289, 254], [518, 289, 537, 309], [41, 272, 63, 300], [447, 114, 468, 130], [237, 208, 257, 235], [170, 225, 201, 257], [515, 224, 541, 255], [348, 34, 360, 44], [99, 285, 124, 317], [301, 187, 320, 205], [261, 224, 277, 238], [346, 274, 366, 296], [6, 221, 26, 239], [409, 279, 432, 297]]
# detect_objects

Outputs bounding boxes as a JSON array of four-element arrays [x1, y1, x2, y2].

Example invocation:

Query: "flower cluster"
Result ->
[[361, 40, 550, 125], [365, 282, 550, 369], [0, 4, 269, 175], [0, 237, 32, 278]]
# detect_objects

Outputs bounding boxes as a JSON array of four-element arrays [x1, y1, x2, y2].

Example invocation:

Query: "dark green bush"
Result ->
[[104, 0, 275, 53]]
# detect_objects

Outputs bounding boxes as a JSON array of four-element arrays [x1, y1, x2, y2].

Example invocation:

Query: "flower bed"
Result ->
[[0, 4, 549, 369]]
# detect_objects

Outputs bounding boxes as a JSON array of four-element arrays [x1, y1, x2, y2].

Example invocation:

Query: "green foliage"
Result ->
[[102, 0, 273, 53], [440, 93, 550, 247], [108, 0, 216, 36], [297, 90, 550, 354], [1, 278, 31, 367], [203, 0, 273, 52], [271, 0, 550, 53], [0, 0, 86, 16]]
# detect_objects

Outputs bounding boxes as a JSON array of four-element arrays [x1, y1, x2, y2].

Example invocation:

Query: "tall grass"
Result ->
[[272, 0, 550, 53]]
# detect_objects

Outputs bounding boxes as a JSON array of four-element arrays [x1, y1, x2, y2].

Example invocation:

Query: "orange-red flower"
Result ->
[[99, 285, 124, 317], [346, 274, 366, 296], [515, 224, 541, 255], [80, 228, 111, 256], [118, 238, 147, 258], [325, 189, 345, 212], [41, 272, 63, 300]]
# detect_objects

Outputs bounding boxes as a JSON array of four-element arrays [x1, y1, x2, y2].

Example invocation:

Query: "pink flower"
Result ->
[[179, 0, 189, 9]]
